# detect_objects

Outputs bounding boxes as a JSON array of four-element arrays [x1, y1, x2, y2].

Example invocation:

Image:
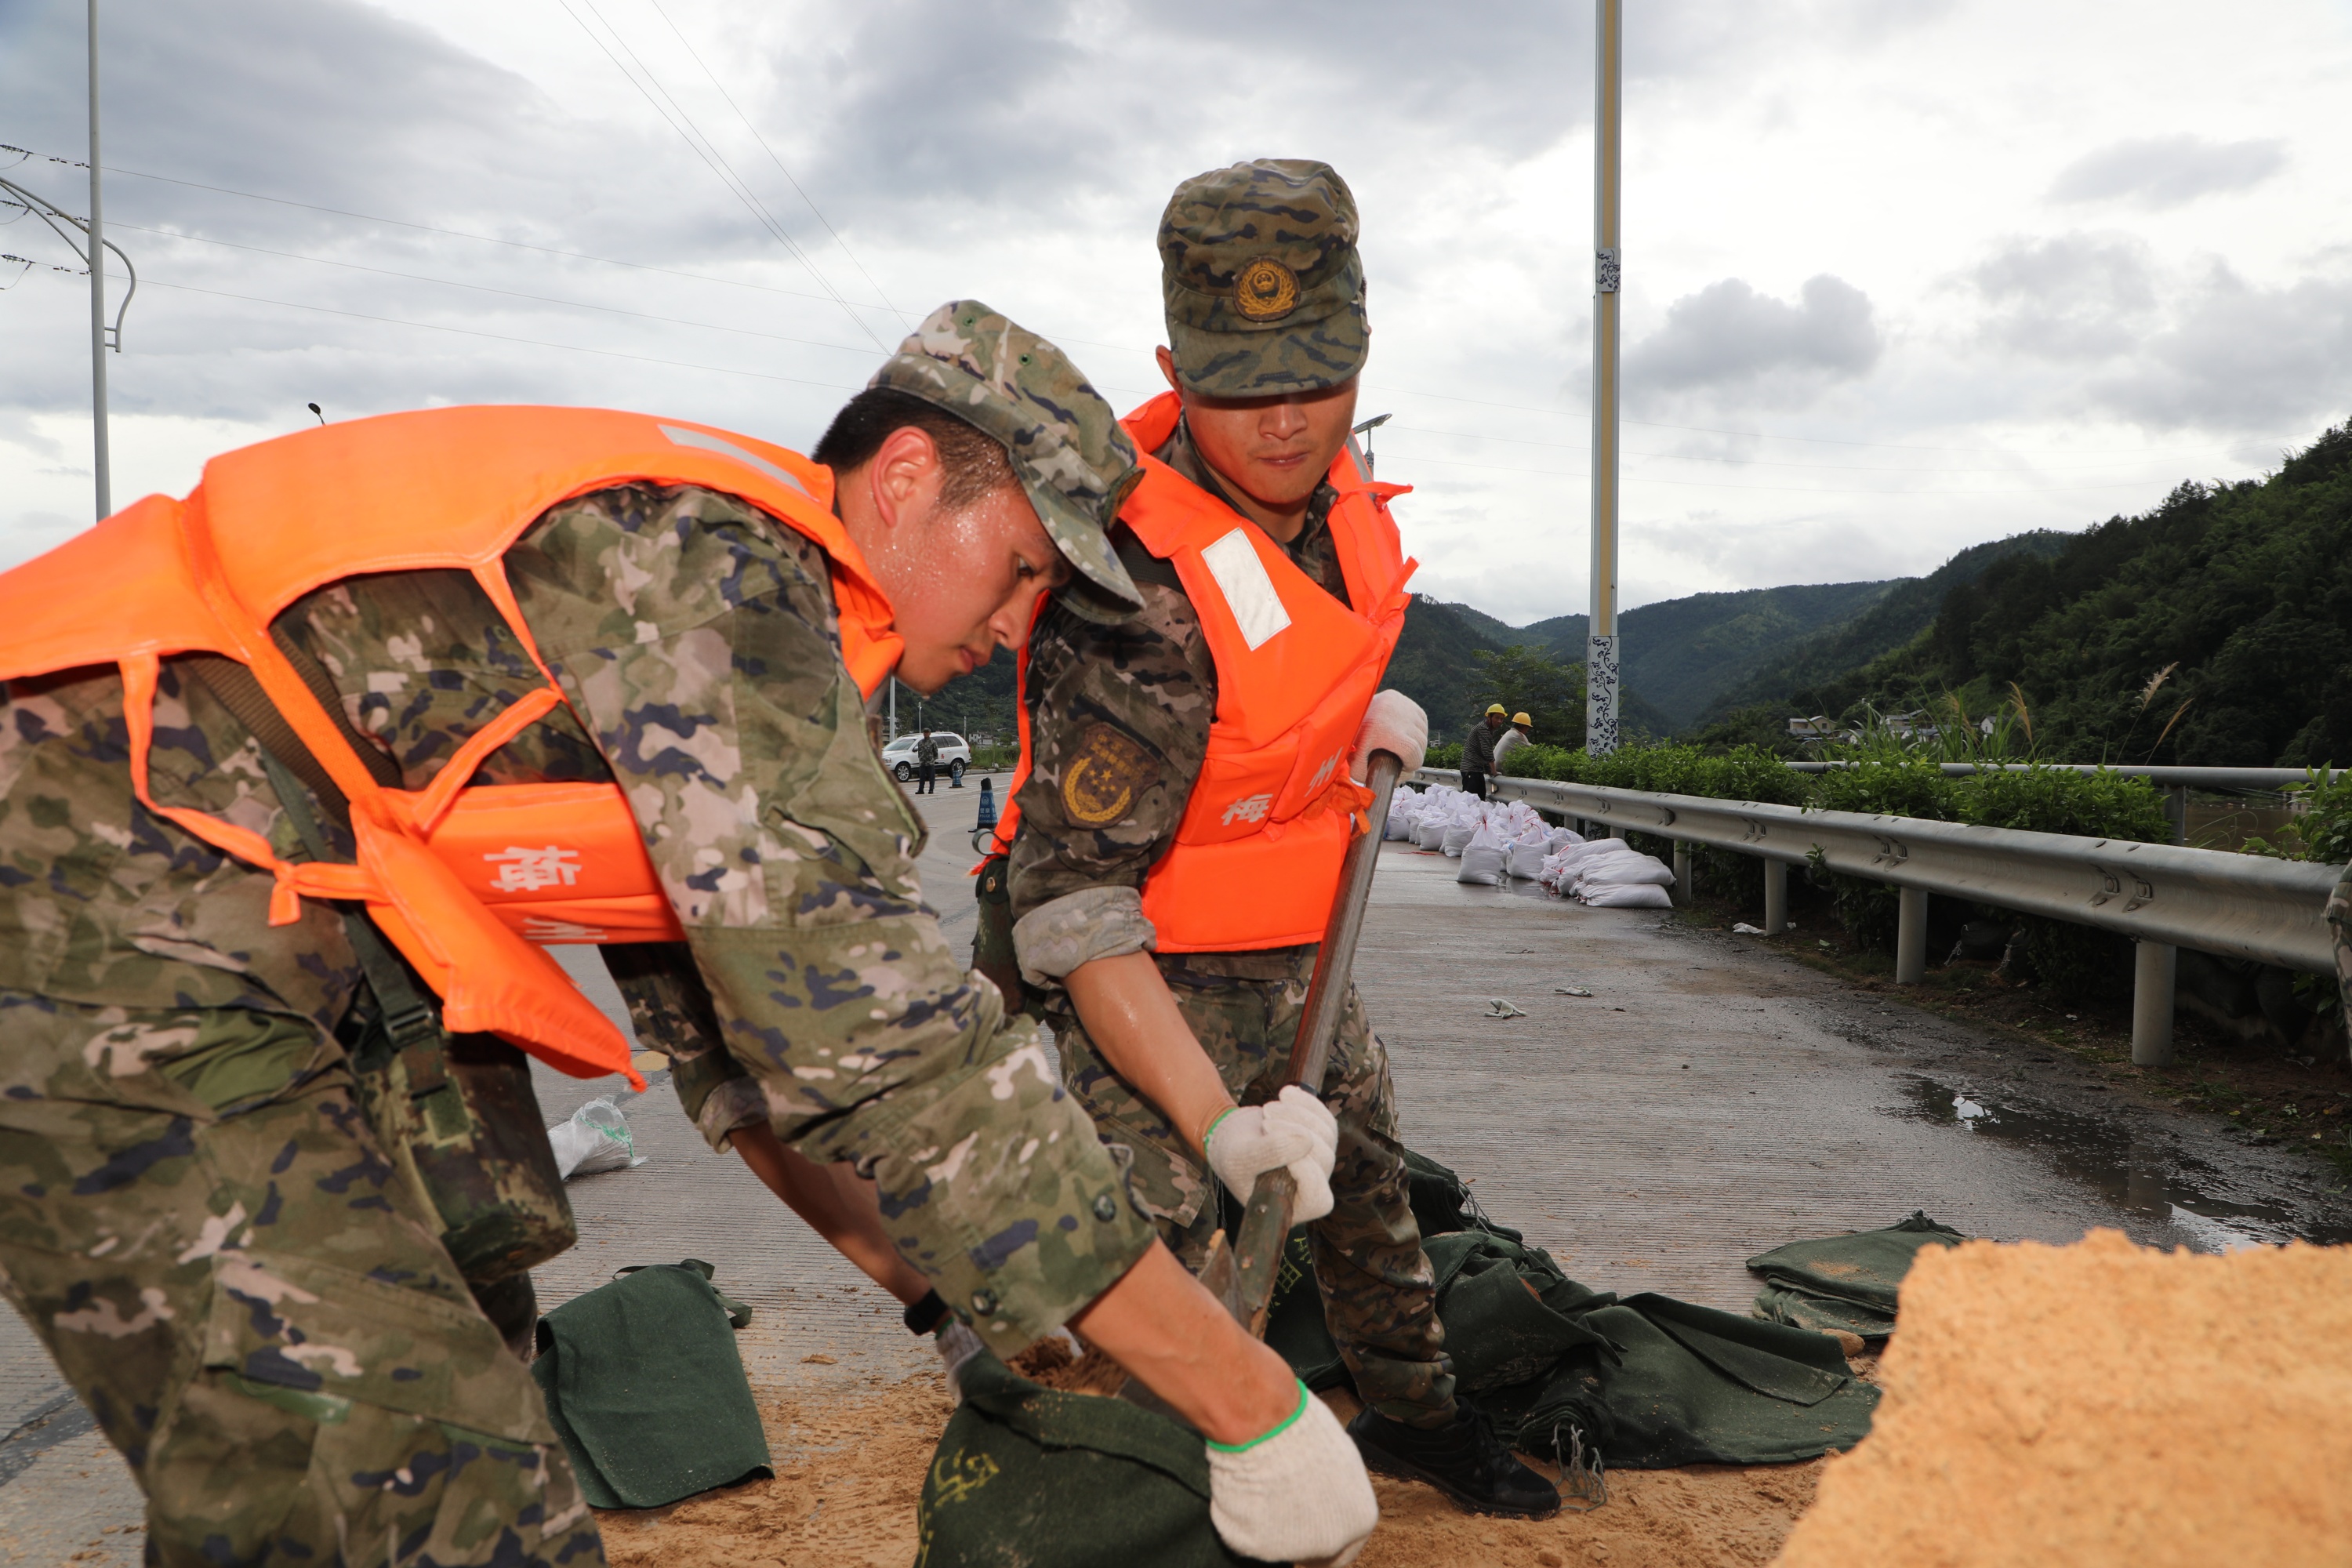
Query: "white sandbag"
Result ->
[[1553, 837, 1632, 869], [1412, 817, 1448, 849], [1439, 822, 1477, 858], [1457, 844, 1508, 885], [1577, 854, 1675, 887], [1504, 841, 1550, 880], [1580, 881, 1674, 909], [1547, 827, 1586, 851], [546, 1096, 641, 1180]]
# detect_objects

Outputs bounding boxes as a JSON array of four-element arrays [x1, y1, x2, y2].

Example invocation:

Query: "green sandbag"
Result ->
[[1746, 1212, 1965, 1341], [1423, 1230, 1613, 1394], [1426, 1230, 1877, 1469], [529, 1259, 771, 1510], [1403, 1147, 1521, 1243], [1512, 1301, 1878, 1470], [916, 1348, 1257, 1567]]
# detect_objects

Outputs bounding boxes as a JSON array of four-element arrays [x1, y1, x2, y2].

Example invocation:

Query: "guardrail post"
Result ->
[[1896, 887, 1928, 984], [2132, 941, 2177, 1065], [1672, 840, 1693, 906], [1762, 858, 1788, 935]]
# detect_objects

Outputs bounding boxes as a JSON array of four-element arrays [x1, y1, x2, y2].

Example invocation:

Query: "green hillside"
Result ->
[[1439, 581, 1905, 731], [1779, 422, 2352, 767], [1697, 532, 2071, 724]]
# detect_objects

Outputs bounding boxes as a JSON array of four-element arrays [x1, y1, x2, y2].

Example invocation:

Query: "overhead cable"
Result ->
[[551, 0, 885, 349], [642, 0, 909, 330]]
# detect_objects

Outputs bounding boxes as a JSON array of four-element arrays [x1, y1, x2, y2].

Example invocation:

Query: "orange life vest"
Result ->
[[993, 392, 1415, 952], [0, 406, 903, 1085]]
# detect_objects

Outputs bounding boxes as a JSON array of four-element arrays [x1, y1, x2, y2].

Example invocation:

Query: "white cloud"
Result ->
[[2049, 135, 2288, 209]]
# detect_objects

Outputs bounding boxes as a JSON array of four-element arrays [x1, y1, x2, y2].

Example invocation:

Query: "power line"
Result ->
[[43, 153, 893, 310], [641, 0, 909, 332], [120, 273, 862, 393], [95, 216, 879, 357], [550, 0, 885, 349]]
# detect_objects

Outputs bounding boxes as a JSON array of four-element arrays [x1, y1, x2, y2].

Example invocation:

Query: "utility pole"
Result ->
[[1585, 0, 1623, 754], [887, 675, 898, 740], [86, 0, 110, 519]]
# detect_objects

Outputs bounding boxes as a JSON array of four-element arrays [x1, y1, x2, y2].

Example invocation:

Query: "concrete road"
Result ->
[[8, 771, 2346, 1553]]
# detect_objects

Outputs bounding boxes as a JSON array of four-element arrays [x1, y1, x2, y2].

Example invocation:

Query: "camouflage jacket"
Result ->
[[1006, 419, 1344, 986], [0, 485, 971, 1139]]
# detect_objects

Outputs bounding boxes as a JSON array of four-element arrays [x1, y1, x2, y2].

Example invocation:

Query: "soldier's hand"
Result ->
[[1203, 1085, 1339, 1221], [1206, 1381, 1379, 1566], [1352, 688, 1428, 781]]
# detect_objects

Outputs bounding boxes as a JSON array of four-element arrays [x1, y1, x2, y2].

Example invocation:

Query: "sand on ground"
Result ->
[[1775, 1229, 2352, 1567], [596, 1346, 1831, 1568]]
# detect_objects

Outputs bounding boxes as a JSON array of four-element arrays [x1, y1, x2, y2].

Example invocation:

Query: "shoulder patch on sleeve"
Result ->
[[1062, 723, 1158, 826]]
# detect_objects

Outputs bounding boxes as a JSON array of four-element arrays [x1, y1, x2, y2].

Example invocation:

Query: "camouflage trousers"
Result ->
[[1049, 957, 1457, 1426], [0, 1066, 601, 1566]]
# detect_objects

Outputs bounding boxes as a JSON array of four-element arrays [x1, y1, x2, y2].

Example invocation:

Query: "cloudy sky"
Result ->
[[4, 0, 2349, 623]]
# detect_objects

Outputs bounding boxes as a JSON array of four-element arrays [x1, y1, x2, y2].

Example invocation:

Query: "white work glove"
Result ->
[[1207, 1383, 1379, 1566], [937, 1318, 985, 1400], [1350, 688, 1428, 782], [1203, 1085, 1338, 1223]]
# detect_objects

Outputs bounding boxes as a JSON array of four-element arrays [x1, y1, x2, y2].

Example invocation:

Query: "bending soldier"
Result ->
[[995, 165, 1560, 1517], [0, 303, 1373, 1566]]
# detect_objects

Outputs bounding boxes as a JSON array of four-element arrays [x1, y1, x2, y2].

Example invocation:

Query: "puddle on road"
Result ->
[[1894, 1075, 2352, 1250]]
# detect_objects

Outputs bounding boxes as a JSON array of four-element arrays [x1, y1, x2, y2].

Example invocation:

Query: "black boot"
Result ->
[[1346, 1403, 1561, 1518]]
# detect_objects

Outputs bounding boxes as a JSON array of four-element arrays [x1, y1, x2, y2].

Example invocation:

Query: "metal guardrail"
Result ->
[[1409, 768, 2343, 1064], [1783, 761, 2343, 793]]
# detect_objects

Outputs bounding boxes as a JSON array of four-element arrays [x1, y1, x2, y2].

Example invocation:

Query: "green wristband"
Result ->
[[1201, 1106, 1236, 1154], [1205, 1381, 1311, 1454]]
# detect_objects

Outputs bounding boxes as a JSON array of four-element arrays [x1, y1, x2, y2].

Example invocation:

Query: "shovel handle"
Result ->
[[1212, 750, 1406, 1335]]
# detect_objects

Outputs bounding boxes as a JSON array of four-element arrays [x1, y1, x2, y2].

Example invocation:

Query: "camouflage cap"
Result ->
[[869, 300, 1143, 608], [1160, 159, 1368, 397]]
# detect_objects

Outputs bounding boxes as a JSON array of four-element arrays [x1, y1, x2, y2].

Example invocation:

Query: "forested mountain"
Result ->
[[1763, 423, 2352, 767], [1428, 579, 1901, 731], [1697, 532, 2071, 724]]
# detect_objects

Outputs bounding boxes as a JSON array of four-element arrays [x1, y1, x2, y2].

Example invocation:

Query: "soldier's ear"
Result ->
[[1155, 347, 1182, 394]]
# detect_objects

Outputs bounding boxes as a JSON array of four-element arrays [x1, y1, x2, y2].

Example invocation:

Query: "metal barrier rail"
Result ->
[[1783, 761, 2341, 792], [1409, 768, 2342, 1065]]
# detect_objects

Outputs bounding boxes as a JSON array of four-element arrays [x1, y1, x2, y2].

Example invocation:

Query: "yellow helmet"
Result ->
[[1511, 712, 1532, 726], [1484, 703, 1507, 716]]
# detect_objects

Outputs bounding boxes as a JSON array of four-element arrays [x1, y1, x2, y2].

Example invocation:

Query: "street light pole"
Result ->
[[1585, 0, 1623, 754], [86, 0, 110, 520]]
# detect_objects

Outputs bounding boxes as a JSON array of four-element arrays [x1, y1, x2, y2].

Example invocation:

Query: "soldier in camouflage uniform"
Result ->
[[0, 303, 1368, 1566], [1006, 162, 1559, 1518]]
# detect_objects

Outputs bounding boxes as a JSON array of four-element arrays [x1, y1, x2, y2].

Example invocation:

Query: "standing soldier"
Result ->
[[916, 727, 942, 794], [0, 303, 1374, 1567], [993, 163, 1560, 1518], [1462, 703, 1508, 800]]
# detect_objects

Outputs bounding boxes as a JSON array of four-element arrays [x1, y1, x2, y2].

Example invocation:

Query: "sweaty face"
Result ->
[[872, 482, 1068, 693], [1160, 350, 1359, 520]]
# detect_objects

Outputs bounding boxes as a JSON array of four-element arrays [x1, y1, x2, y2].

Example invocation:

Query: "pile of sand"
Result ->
[[1776, 1229, 2352, 1566]]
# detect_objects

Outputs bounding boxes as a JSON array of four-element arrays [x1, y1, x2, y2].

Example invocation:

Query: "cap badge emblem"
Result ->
[[1234, 256, 1300, 321]]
